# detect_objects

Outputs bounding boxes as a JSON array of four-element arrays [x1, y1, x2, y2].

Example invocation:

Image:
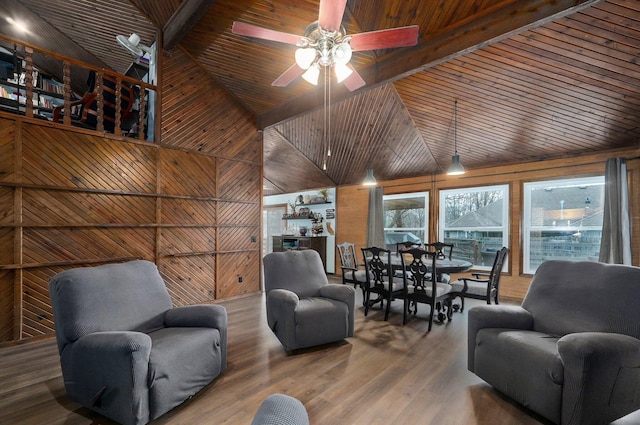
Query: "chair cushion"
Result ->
[[451, 279, 488, 296], [148, 327, 224, 419], [406, 282, 452, 297], [474, 328, 563, 424], [294, 297, 350, 350], [353, 269, 368, 283]]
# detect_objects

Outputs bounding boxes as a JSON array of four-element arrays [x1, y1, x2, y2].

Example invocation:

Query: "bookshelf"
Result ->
[[0, 48, 77, 119]]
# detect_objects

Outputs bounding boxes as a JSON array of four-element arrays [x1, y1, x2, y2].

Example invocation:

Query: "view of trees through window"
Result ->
[[383, 193, 428, 252], [439, 185, 509, 270]]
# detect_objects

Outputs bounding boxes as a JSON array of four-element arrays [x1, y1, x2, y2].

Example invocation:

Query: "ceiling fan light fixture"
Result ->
[[447, 154, 465, 175], [363, 168, 377, 186], [332, 41, 352, 65], [302, 63, 320, 85], [334, 62, 352, 83], [295, 47, 317, 70]]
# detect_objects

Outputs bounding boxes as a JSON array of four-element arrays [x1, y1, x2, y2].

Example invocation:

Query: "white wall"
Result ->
[[264, 188, 336, 273]]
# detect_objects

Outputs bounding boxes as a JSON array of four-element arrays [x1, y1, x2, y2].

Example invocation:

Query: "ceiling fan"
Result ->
[[232, 0, 419, 91]]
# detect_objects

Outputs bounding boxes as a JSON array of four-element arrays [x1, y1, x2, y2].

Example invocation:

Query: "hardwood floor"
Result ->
[[0, 280, 552, 425]]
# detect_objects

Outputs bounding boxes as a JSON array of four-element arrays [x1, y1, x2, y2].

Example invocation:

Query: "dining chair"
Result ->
[[336, 242, 367, 301], [361, 246, 404, 321], [424, 241, 455, 283], [400, 247, 454, 331], [395, 241, 419, 256], [424, 242, 454, 260], [450, 246, 509, 312]]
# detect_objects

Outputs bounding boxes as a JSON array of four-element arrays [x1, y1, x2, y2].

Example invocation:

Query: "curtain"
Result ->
[[366, 186, 385, 248], [599, 158, 632, 264]]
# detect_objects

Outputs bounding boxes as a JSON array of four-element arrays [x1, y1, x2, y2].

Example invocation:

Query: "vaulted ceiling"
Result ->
[[1, 0, 639, 195]]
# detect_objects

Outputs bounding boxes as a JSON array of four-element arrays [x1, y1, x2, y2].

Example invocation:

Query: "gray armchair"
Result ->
[[263, 249, 355, 351], [468, 260, 640, 425], [49, 260, 227, 425]]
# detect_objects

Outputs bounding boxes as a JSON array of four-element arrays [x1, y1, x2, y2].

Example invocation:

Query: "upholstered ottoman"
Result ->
[[251, 394, 309, 425]]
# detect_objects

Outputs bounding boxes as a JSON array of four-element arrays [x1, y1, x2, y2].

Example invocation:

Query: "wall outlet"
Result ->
[[250, 236, 257, 243], [237, 275, 243, 283]]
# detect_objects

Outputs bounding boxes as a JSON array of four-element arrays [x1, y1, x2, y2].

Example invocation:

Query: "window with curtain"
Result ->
[[383, 192, 429, 251], [439, 185, 509, 270], [523, 176, 604, 274]]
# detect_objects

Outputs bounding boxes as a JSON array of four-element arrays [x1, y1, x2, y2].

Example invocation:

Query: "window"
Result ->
[[383, 192, 428, 251], [439, 185, 509, 270], [523, 176, 604, 274]]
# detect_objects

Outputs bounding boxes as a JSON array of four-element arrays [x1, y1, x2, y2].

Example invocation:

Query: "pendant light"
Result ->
[[447, 100, 465, 176], [363, 168, 377, 186]]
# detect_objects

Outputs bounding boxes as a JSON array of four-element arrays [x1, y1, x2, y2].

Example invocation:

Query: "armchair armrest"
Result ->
[[164, 304, 227, 329], [266, 288, 299, 330], [61, 331, 152, 424], [318, 284, 356, 336], [472, 272, 490, 279], [558, 333, 640, 425], [467, 305, 533, 372]]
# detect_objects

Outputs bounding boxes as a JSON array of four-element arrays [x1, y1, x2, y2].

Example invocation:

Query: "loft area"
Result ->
[[0, 37, 156, 141]]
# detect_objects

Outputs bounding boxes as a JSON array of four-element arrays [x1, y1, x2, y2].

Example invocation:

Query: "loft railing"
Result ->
[[0, 32, 157, 142]]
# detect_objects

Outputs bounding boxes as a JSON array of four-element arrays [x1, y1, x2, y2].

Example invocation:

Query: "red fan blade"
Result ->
[[232, 21, 303, 46], [341, 64, 366, 91], [349, 25, 419, 52], [272, 63, 305, 87], [318, 0, 347, 32]]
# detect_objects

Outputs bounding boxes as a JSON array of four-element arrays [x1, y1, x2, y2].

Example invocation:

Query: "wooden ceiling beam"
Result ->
[[257, 0, 603, 129], [163, 0, 218, 51]]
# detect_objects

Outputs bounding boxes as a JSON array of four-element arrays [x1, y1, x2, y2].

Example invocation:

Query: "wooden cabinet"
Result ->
[[272, 236, 327, 269]]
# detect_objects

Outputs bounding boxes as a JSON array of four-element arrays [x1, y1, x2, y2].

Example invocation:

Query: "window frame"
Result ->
[[438, 184, 510, 271], [522, 175, 604, 274], [383, 191, 429, 250]]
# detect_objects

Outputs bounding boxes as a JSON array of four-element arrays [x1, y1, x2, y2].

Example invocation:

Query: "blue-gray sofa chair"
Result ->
[[49, 260, 228, 425], [263, 249, 355, 351], [468, 260, 640, 425]]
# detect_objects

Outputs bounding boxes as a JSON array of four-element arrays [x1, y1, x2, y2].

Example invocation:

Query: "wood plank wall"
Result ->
[[336, 147, 640, 301], [0, 49, 262, 344]]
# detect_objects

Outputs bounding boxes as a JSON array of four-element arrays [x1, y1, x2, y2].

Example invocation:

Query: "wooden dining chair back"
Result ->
[[396, 241, 420, 256], [361, 246, 403, 321], [400, 247, 454, 331], [336, 242, 367, 300], [424, 242, 454, 260], [450, 246, 509, 312]]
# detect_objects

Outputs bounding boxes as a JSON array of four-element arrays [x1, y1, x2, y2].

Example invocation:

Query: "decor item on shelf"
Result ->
[[299, 226, 308, 236], [296, 194, 304, 204], [319, 188, 330, 201], [447, 100, 466, 176], [298, 207, 311, 217], [363, 168, 377, 186], [116, 33, 156, 66], [288, 200, 298, 215]]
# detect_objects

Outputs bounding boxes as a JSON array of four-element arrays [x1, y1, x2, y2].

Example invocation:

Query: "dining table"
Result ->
[[384, 254, 473, 276]]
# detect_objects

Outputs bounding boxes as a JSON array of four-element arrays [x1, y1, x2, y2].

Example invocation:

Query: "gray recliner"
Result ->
[[49, 260, 228, 425], [468, 260, 640, 425], [263, 249, 355, 351]]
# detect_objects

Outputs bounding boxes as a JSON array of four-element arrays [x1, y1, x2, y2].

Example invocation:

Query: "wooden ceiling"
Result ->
[[1, 0, 639, 195]]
